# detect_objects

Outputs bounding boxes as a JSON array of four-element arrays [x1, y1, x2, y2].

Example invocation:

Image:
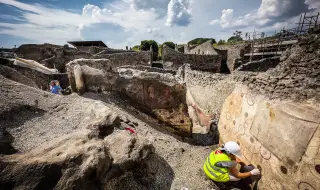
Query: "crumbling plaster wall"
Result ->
[[66, 60, 192, 137], [116, 67, 192, 136], [162, 46, 221, 72], [218, 85, 320, 190], [181, 65, 237, 116]]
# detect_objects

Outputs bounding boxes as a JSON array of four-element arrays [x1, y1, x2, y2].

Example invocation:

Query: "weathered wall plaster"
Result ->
[[218, 85, 320, 190]]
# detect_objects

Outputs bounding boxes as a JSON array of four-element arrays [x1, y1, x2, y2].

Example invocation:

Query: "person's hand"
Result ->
[[250, 169, 261, 175]]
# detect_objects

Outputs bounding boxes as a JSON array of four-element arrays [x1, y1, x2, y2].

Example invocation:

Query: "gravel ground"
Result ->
[[1, 104, 84, 152], [83, 92, 219, 190]]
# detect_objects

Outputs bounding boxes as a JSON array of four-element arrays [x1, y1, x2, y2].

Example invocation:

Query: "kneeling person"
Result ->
[[203, 141, 260, 186]]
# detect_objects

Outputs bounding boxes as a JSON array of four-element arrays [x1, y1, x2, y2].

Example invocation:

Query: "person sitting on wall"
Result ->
[[50, 81, 62, 95], [204, 141, 261, 190]]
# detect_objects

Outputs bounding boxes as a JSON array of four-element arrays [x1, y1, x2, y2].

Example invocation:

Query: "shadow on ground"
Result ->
[[105, 153, 175, 190]]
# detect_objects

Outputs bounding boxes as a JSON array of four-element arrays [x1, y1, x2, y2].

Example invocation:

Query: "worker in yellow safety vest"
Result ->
[[204, 141, 261, 186]]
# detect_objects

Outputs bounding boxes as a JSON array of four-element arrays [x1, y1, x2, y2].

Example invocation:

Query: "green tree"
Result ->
[[227, 30, 243, 43], [233, 30, 242, 37], [227, 36, 243, 43], [217, 39, 226, 45], [162, 41, 175, 49], [140, 40, 159, 61]]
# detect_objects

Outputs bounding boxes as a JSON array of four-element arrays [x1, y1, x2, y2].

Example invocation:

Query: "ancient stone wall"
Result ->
[[185, 31, 320, 189], [67, 52, 151, 75], [91, 47, 136, 55], [236, 57, 280, 72], [16, 44, 63, 60], [77, 46, 93, 53], [118, 65, 176, 75], [215, 43, 249, 71], [214, 48, 228, 63], [187, 40, 218, 55], [241, 33, 320, 101], [15, 44, 91, 72], [185, 30, 320, 114], [94, 51, 152, 66], [116, 68, 192, 136], [182, 65, 237, 116], [162, 46, 221, 72]]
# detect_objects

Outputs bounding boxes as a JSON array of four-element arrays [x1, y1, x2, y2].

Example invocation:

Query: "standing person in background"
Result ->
[[50, 81, 62, 95]]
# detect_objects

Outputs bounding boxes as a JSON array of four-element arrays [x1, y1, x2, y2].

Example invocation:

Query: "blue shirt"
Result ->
[[51, 85, 62, 94]]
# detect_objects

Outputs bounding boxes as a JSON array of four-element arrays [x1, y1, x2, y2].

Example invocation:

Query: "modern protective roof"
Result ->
[[67, 41, 107, 47]]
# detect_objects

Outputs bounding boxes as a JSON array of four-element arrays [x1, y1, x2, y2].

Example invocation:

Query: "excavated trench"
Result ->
[[82, 92, 197, 144]]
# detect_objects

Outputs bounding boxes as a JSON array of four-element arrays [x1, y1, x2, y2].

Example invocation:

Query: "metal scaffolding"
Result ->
[[243, 12, 319, 63]]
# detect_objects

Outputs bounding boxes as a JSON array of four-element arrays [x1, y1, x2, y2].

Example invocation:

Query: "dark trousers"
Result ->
[[215, 164, 260, 190]]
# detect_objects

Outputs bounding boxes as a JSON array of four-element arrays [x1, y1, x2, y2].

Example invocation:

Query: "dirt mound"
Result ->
[[0, 76, 159, 190]]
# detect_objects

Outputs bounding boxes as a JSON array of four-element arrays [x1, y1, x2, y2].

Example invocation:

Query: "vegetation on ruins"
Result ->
[[132, 45, 140, 52], [227, 36, 243, 43], [140, 40, 159, 61]]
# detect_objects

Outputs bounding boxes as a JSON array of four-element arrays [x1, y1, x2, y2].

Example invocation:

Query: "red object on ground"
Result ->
[[125, 127, 136, 134]]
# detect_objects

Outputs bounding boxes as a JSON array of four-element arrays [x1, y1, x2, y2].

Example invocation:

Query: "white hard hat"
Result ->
[[223, 141, 242, 158]]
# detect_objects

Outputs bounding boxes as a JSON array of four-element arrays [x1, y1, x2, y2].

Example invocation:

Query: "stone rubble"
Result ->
[[0, 30, 319, 190]]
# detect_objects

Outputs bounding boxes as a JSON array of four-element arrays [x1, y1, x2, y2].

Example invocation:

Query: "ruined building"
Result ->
[[185, 40, 219, 55], [68, 40, 108, 53], [0, 25, 320, 190]]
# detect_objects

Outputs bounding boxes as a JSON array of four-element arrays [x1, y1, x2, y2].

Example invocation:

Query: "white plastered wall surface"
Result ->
[[218, 84, 320, 190]]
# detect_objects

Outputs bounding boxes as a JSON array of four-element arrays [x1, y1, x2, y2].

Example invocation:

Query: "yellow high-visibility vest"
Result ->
[[203, 149, 231, 182]]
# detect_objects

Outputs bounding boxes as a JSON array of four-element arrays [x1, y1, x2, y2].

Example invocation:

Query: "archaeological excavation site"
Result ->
[[1, 13, 320, 190]]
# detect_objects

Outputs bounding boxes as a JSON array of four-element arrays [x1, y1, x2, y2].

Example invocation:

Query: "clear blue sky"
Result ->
[[0, 0, 319, 48]]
